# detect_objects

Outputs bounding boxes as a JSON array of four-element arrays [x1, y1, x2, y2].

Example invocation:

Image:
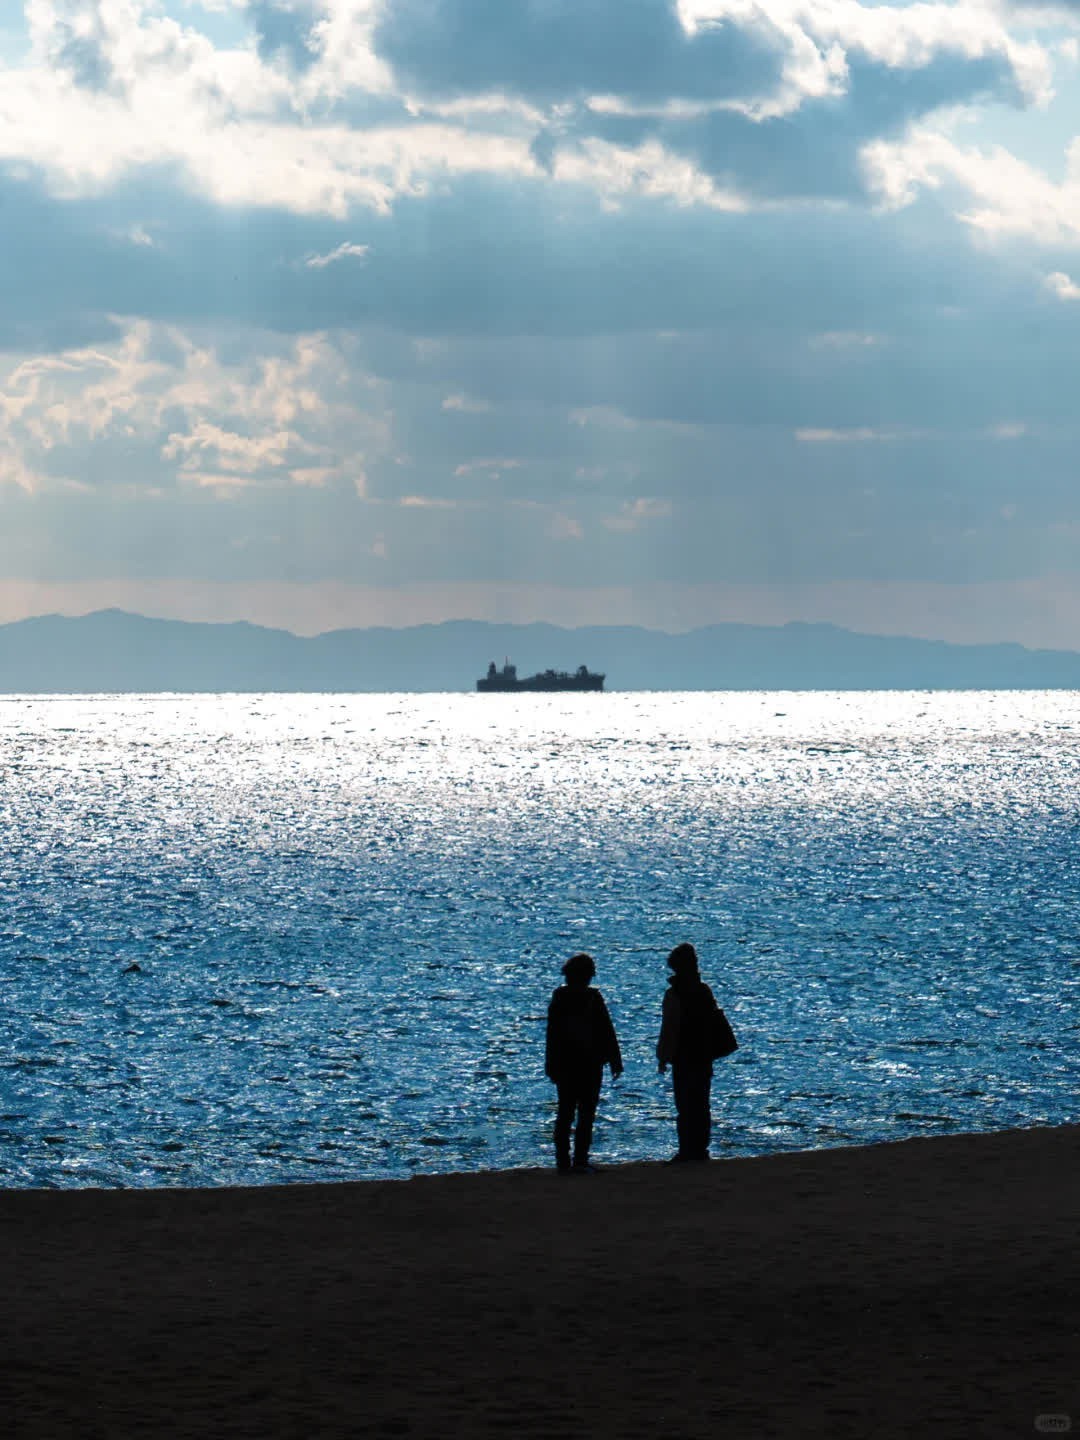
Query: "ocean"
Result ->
[[1, 690, 1077, 1187]]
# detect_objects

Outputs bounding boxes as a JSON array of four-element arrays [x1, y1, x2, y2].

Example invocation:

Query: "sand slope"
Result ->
[[1, 1126, 1078, 1438]]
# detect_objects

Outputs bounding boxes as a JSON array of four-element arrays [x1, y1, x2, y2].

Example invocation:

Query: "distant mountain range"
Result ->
[[0, 609, 1078, 691]]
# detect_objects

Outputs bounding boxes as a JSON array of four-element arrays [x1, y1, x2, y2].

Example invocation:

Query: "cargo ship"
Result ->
[[477, 661, 605, 692]]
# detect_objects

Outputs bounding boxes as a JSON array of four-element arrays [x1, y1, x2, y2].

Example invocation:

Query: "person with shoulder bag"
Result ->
[[656, 942, 737, 1164]]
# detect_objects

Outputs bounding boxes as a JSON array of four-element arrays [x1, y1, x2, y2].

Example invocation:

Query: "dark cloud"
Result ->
[[529, 128, 558, 173], [674, 51, 1024, 199], [376, 0, 780, 105], [6, 163, 1070, 431], [247, 0, 320, 72], [0, 170, 163, 351], [374, 0, 1030, 202], [49, 3, 111, 90], [548, 48, 1026, 200]]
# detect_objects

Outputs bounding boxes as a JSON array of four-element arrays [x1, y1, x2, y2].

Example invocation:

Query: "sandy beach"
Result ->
[[1, 1124, 1077, 1438]]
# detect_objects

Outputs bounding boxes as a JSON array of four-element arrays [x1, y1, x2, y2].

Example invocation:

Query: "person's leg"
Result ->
[[695, 1064, 713, 1159], [673, 1061, 711, 1160], [554, 1081, 575, 1170], [572, 1071, 603, 1168], [672, 1063, 692, 1158]]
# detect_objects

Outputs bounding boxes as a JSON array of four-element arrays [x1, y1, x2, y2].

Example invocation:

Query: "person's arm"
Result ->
[[545, 991, 560, 1082], [596, 992, 623, 1077], [657, 988, 680, 1071]]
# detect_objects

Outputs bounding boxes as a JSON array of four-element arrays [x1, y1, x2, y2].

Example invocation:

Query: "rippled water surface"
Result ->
[[1, 690, 1078, 1187]]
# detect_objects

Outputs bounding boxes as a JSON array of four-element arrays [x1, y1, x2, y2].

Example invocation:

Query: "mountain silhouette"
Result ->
[[0, 610, 1078, 691]]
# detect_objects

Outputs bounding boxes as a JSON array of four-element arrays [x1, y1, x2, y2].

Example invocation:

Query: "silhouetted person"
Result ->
[[657, 942, 724, 1163], [545, 953, 623, 1174]]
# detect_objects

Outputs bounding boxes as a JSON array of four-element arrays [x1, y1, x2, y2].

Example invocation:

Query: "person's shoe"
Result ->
[[665, 1153, 689, 1164], [556, 1161, 572, 1175], [572, 1161, 599, 1174]]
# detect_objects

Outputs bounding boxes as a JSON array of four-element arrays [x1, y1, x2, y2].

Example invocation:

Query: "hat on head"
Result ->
[[667, 942, 699, 974], [562, 952, 596, 981]]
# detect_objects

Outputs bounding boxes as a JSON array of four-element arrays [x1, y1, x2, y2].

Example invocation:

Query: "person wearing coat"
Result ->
[[545, 953, 623, 1174], [657, 942, 722, 1163]]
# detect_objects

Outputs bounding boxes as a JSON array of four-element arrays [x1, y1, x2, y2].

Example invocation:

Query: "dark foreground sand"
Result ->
[[1, 1126, 1078, 1439]]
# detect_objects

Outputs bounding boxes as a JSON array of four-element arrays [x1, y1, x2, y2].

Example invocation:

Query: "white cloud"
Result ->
[[1045, 269, 1080, 300], [0, 0, 537, 215], [795, 426, 901, 442], [686, 0, 1054, 120], [290, 465, 336, 486], [305, 241, 370, 268], [453, 457, 522, 477], [399, 493, 456, 507], [811, 330, 885, 349], [441, 392, 491, 413], [863, 126, 1080, 245], [0, 319, 392, 493], [162, 418, 307, 473], [553, 136, 749, 210]]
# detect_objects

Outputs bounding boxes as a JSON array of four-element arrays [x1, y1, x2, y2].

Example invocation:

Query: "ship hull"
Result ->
[[477, 675, 604, 692]]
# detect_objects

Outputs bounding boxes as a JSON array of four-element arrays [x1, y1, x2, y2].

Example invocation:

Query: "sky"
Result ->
[[4, 0, 1080, 645]]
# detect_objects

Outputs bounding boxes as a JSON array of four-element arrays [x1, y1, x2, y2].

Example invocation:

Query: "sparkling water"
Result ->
[[1, 690, 1078, 1187]]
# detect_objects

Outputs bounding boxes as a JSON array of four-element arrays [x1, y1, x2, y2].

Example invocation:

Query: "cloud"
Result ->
[[1045, 269, 1080, 299], [795, 427, 904, 443], [0, 319, 387, 496], [453, 457, 522, 477], [1, 1, 538, 217], [602, 496, 672, 531], [5, 0, 1080, 629], [442, 392, 491, 412], [863, 128, 1080, 245], [305, 241, 371, 268], [247, 0, 320, 72], [633, 48, 1031, 201], [376, 0, 782, 108], [6, 0, 1045, 228], [811, 331, 885, 349], [162, 419, 311, 474], [290, 465, 336, 486], [36, 0, 116, 91], [545, 509, 584, 541], [376, 0, 1049, 203]]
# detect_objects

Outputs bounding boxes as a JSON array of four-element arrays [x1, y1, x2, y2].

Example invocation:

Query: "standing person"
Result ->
[[545, 953, 623, 1174], [657, 942, 730, 1163]]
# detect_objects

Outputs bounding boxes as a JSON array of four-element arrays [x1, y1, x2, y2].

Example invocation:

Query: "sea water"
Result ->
[[1, 690, 1077, 1188]]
